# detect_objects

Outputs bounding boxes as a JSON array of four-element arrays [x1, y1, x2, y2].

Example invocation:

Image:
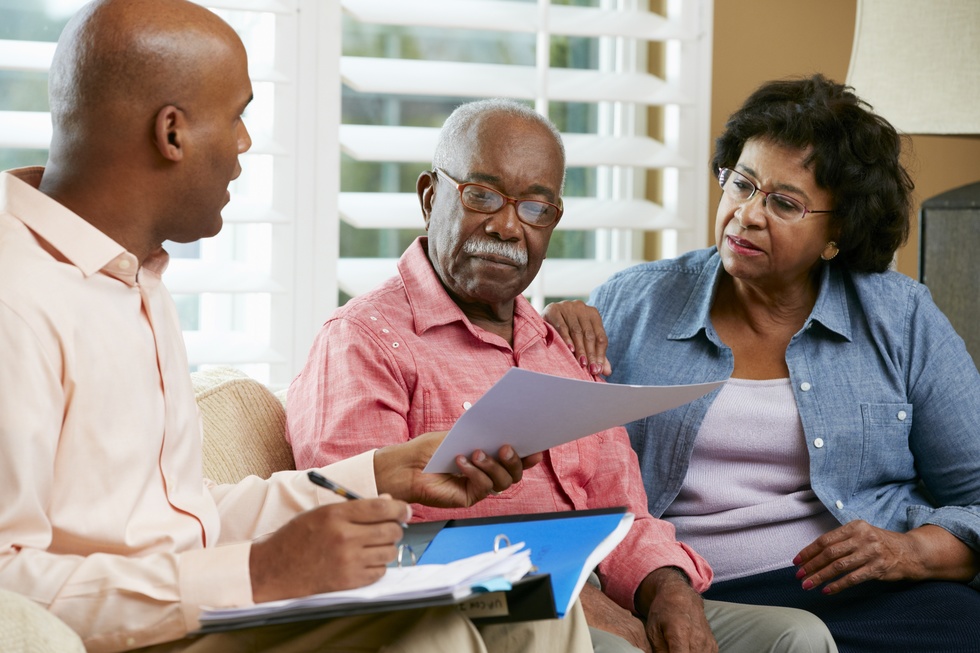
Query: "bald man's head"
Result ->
[[41, 0, 253, 261], [48, 0, 244, 159]]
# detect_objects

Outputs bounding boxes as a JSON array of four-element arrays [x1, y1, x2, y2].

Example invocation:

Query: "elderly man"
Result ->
[[0, 3, 595, 652], [287, 99, 838, 653]]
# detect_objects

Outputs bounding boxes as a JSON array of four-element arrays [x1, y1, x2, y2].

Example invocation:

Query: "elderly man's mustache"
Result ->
[[462, 239, 528, 266]]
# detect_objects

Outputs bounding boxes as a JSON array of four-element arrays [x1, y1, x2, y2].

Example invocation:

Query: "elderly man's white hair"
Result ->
[[432, 98, 566, 192]]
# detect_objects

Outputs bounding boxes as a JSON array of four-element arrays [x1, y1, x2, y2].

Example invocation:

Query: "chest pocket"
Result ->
[[418, 386, 472, 434], [859, 403, 915, 486]]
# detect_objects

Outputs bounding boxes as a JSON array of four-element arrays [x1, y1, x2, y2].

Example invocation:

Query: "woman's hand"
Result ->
[[541, 300, 612, 376], [794, 522, 979, 594]]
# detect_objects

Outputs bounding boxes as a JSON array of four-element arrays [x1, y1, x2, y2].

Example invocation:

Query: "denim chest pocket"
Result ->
[[858, 403, 915, 486]]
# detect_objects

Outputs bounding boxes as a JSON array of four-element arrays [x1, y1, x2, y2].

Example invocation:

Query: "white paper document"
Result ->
[[198, 543, 533, 631], [424, 368, 726, 473]]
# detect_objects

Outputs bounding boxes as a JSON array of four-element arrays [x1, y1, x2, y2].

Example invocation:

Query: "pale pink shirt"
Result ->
[[287, 237, 713, 611], [0, 168, 378, 653]]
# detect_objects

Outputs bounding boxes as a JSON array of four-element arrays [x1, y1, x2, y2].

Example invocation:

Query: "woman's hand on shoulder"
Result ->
[[541, 300, 612, 377], [793, 521, 979, 594]]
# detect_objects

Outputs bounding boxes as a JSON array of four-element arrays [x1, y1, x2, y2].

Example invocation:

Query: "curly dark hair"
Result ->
[[712, 74, 913, 273]]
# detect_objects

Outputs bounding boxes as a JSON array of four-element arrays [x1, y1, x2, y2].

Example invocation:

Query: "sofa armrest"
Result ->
[[0, 589, 85, 653], [192, 366, 295, 484]]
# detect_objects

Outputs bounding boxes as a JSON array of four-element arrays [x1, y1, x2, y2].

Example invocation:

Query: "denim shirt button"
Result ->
[[800, 382, 812, 391], [463, 401, 472, 410], [835, 500, 844, 510], [813, 438, 824, 448], [897, 410, 908, 421]]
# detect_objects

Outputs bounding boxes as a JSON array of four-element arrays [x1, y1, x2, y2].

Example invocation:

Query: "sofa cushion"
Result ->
[[192, 366, 294, 484]]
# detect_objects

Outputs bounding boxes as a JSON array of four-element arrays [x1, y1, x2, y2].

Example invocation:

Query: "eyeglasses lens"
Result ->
[[719, 168, 805, 222], [460, 185, 557, 227]]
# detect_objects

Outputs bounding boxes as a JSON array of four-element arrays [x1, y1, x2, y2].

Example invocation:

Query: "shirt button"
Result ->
[[126, 637, 136, 647], [463, 401, 472, 410], [382, 328, 390, 333], [391, 342, 399, 348], [800, 382, 812, 392], [897, 410, 907, 421], [370, 316, 378, 321], [835, 500, 844, 510], [118, 259, 131, 270], [813, 438, 824, 448]]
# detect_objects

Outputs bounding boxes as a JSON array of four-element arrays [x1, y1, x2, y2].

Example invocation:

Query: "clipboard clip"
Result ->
[[397, 544, 417, 567], [493, 534, 511, 552]]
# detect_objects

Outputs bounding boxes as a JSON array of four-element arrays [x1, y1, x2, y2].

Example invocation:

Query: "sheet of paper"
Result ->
[[424, 368, 726, 473], [198, 543, 532, 629]]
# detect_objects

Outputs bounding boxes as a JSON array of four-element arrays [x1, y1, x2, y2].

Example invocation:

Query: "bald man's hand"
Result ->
[[249, 498, 409, 603], [374, 430, 543, 508]]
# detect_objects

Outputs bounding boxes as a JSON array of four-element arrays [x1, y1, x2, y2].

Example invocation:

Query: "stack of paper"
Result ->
[[197, 543, 532, 632]]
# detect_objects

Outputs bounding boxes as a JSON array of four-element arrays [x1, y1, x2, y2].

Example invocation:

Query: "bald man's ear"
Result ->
[[417, 170, 436, 231], [153, 105, 186, 162]]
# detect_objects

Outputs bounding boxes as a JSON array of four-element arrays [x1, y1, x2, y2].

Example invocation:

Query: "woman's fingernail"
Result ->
[[795, 568, 806, 579], [473, 450, 485, 463], [579, 356, 587, 366], [590, 363, 600, 375], [802, 579, 814, 590], [792, 555, 802, 565]]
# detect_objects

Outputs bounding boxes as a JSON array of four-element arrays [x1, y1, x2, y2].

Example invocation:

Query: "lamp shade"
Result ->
[[845, 0, 980, 134]]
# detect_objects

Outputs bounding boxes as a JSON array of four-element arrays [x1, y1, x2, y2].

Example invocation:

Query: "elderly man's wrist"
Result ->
[[635, 566, 695, 614]]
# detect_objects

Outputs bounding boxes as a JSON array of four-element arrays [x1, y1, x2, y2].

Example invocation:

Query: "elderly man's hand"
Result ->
[[373, 431, 542, 508], [638, 567, 717, 653]]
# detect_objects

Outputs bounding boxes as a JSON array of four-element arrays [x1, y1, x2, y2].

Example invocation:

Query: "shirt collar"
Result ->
[[807, 262, 853, 341], [669, 250, 723, 340], [669, 247, 852, 342], [397, 237, 550, 343], [1, 167, 165, 286]]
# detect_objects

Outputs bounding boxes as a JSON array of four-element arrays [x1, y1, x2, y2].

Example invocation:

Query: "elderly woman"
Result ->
[[544, 74, 980, 652]]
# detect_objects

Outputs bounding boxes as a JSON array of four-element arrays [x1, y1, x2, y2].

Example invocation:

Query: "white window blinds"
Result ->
[[334, 0, 714, 309]]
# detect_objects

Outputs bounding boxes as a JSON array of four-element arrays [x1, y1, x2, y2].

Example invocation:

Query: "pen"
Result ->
[[307, 470, 365, 500], [307, 470, 408, 529]]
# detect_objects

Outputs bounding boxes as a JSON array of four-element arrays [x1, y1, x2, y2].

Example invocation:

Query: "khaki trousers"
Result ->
[[133, 600, 593, 653]]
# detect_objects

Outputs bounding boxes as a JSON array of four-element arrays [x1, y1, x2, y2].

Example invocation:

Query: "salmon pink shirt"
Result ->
[[287, 237, 713, 612]]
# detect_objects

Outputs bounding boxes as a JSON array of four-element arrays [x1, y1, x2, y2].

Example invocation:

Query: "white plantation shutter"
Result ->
[[335, 0, 714, 306], [0, 0, 713, 388]]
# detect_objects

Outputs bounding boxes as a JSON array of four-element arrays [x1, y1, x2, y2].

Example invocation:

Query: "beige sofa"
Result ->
[[2, 367, 292, 652]]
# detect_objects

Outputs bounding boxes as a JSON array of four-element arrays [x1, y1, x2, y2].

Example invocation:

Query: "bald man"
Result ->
[[0, 1, 593, 652]]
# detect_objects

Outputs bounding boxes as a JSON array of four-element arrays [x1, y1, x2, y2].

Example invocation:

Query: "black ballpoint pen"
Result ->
[[307, 470, 365, 500], [307, 470, 408, 528]]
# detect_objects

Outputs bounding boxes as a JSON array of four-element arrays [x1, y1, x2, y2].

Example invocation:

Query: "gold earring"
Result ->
[[821, 241, 839, 261]]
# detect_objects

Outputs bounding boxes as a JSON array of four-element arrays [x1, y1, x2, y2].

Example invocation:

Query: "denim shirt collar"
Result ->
[[668, 248, 853, 343]]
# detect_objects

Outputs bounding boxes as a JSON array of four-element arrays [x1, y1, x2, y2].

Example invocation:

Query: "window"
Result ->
[[0, 0, 713, 388]]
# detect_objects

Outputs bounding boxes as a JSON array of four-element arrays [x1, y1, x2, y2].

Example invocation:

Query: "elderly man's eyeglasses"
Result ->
[[434, 168, 563, 228], [718, 168, 833, 223]]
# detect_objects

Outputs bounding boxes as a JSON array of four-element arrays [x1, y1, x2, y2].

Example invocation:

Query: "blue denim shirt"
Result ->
[[591, 247, 980, 587]]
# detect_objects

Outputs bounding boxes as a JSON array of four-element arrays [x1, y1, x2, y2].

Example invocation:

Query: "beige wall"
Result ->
[[709, 0, 980, 278]]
